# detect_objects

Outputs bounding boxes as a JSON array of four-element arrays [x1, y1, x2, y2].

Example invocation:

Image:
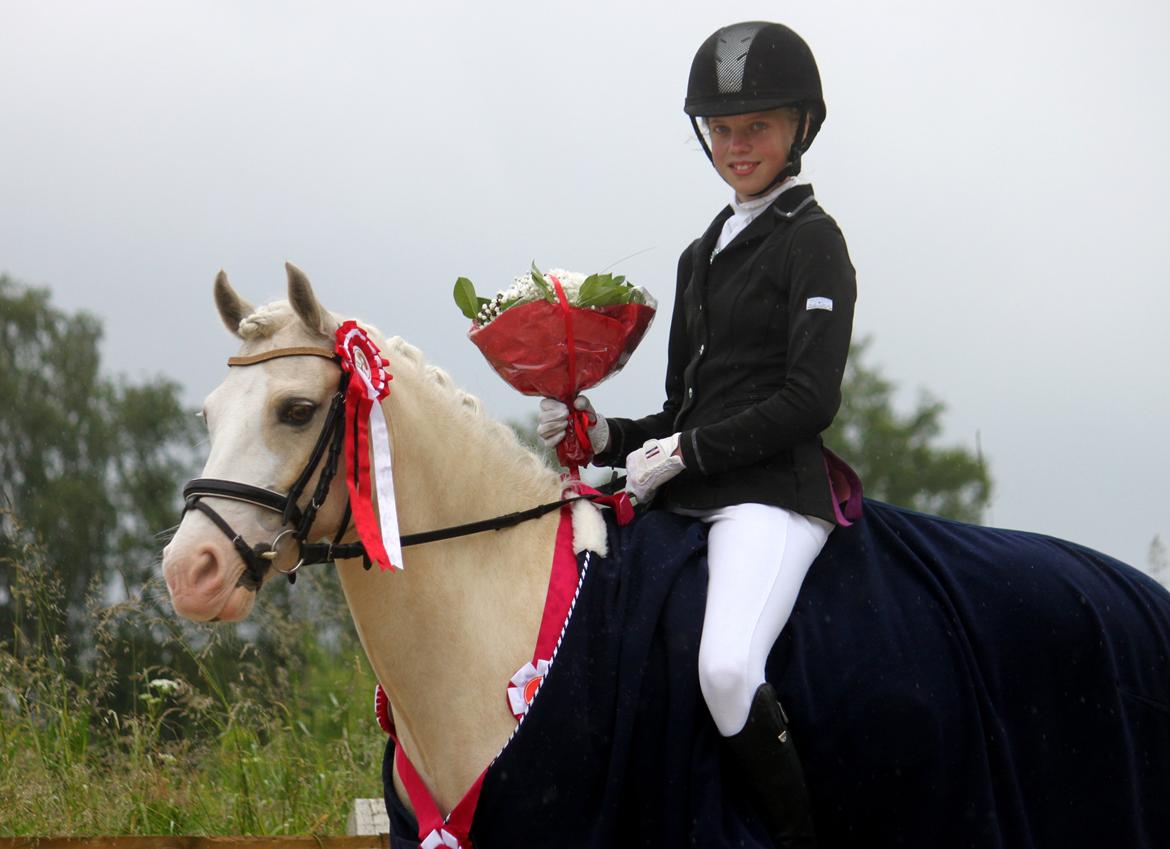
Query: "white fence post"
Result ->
[[347, 798, 391, 836]]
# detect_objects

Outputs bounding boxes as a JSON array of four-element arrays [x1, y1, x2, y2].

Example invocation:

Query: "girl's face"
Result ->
[[705, 108, 800, 200]]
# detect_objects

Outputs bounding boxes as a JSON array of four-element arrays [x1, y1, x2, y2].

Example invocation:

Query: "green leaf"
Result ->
[[576, 273, 635, 307], [529, 262, 555, 302], [576, 275, 611, 307], [453, 277, 486, 320]]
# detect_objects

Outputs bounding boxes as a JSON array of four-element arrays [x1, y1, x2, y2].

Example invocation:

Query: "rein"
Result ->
[[183, 343, 614, 589]]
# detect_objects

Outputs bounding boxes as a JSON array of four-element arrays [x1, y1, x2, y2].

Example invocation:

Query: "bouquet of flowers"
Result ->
[[454, 263, 656, 469]]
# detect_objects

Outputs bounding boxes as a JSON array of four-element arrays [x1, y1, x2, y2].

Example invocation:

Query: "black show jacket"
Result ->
[[596, 184, 856, 522]]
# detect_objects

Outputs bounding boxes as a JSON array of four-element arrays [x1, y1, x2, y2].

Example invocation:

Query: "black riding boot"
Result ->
[[724, 683, 818, 849]]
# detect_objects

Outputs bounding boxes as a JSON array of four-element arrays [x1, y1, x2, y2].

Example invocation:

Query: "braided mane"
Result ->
[[380, 334, 559, 491], [237, 302, 289, 340]]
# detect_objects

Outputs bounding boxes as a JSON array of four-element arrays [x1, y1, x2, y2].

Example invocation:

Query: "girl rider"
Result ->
[[540, 21, 855, 848]]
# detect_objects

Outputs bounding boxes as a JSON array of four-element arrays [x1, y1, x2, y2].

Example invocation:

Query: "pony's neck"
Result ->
[[335, 338, 562, 814]]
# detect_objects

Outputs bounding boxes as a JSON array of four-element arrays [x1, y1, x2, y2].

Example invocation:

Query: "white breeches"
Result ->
[[677, 503, 832, 737]]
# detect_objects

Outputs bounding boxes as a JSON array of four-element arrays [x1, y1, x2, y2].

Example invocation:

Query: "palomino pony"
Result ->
[[163, 265, 1170, 849]]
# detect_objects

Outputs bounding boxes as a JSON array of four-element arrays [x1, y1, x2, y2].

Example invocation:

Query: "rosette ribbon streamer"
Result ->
[[335, 320, 403, 571], [548, 274, 591, 475]]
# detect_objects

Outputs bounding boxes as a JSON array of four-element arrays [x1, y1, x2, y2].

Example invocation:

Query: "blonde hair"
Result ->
[[701, 105, 801, 132]]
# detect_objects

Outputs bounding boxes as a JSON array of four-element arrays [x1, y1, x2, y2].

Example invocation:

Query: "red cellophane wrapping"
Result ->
[[468, 298, 656, 468]]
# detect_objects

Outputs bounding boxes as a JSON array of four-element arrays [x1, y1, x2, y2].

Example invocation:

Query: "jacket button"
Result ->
[[688, 387, 694, 398]]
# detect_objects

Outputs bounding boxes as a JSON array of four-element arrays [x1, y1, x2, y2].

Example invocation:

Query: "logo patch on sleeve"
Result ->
[[806, 297, 834, 312]]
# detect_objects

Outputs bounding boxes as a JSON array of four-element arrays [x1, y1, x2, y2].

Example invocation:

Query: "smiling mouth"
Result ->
[[729, 162, 758, 175]]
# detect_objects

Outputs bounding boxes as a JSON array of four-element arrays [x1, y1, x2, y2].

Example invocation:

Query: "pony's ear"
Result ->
[[286, 262, 338, 338], [214, 271, 254, 338]]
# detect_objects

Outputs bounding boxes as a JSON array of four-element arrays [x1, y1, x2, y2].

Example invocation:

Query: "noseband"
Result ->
[[182, 345, 367, 588]]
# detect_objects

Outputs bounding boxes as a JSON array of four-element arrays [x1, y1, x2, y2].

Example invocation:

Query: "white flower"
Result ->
[[470, 265, 645, 327], [148, 678, 180, 694], [543, 268, 586, 300]]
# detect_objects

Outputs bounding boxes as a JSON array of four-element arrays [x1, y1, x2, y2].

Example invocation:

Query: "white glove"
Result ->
[[536, 395, 609, 453], [625, 433, 685, 504]]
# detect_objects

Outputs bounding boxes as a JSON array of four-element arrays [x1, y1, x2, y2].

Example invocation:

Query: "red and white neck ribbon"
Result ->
[[335, 320, 402, 571], [372, 509, 585, 848], [504, 504, 581, 720], [421, 829, 463, 849]]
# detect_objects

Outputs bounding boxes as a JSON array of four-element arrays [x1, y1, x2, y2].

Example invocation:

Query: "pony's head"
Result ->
[[162, 263, 353, 621]]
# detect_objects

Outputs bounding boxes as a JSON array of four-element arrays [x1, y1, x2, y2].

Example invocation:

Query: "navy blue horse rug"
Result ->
[[384, 500, 1170, 848]]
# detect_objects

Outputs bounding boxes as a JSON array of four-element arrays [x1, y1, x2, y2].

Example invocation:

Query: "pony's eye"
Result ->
[[280, 400, 318, 426]]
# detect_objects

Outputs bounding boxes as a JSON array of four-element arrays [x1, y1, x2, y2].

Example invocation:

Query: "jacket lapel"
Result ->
[[715, 184, 817, 259], [683, 207, 731, 333]]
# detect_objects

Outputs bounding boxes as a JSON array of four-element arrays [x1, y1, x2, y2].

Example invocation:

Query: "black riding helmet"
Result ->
[[685, 21, 826, 190]]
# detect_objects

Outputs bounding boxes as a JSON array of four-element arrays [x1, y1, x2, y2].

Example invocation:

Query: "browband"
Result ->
[[228, 346, 337, 367]]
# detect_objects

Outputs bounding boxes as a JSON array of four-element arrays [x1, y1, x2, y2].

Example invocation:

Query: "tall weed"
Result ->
[[0, 522, 384, 835]]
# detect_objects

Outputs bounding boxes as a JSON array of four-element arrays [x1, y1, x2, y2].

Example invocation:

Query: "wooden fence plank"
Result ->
[[345, 800, 390, 837]]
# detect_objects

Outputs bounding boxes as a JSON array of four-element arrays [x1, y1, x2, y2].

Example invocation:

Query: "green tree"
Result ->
[[823, 338, 992, 522], [1, 275, 389, 736], [0, 274, 201, 653], [1148, 535, 1169, 589]]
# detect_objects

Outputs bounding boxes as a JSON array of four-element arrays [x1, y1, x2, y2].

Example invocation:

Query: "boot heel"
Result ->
[[723, 683, 818, 848]]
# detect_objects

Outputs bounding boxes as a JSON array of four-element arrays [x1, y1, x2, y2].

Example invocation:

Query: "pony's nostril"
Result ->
[[189, 546, 226, 595], [164, 542, 233, 622]]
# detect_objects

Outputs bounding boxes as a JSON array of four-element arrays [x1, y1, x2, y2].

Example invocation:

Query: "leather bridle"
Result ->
[[182, 345, 365, 588], [182, 342, 626, 591]]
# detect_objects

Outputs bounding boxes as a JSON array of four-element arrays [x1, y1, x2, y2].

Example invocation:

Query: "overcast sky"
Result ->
[[2, 0, 1168, 571]]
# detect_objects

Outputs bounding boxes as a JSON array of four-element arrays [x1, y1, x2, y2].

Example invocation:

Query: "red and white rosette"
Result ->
[[421, 829, 463, 849], [335, 320, 402, 571], [507, 659, 550, 720]]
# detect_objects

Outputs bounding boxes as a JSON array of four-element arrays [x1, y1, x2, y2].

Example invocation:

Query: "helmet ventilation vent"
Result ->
[[714, 22, 765, 94]]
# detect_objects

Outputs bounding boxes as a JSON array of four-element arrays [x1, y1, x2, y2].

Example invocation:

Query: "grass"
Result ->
[[0, 529, 386, 836]]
